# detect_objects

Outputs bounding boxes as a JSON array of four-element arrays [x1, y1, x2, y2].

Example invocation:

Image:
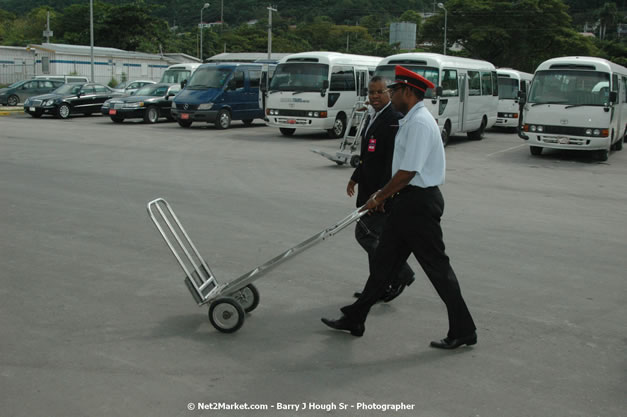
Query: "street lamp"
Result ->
[[200, 3, 210, 61], [437, 2, 447, 55]]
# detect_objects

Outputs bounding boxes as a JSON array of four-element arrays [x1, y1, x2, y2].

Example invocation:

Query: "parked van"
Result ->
[[171, 62, 266, 129], [33, 75, 90, 83]]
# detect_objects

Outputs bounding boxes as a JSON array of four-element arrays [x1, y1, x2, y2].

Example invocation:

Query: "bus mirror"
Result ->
[[435, 86, 443, 97], [518, 90, 526, 105], [321, 79, 329, 97], [180, 79, 187, 89], [609, 91, 617, 104], [260, 76, 267, 92]]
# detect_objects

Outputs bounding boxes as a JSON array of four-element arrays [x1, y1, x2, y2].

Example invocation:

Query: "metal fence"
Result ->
[[0, 61, 36, 85]]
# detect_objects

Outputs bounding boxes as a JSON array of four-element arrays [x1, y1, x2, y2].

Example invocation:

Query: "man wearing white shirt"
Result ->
[[322, 66, 477, 350]]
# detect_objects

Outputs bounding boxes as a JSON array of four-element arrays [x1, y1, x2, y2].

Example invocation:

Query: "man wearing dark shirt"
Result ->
[[347, 76, 415, 302]]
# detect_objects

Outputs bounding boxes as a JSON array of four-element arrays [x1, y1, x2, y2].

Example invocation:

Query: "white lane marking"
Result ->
[[486, 144, 525, 157]]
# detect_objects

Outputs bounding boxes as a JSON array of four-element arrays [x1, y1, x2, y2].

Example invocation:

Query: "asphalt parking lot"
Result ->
[[1, 112, 626, 417]]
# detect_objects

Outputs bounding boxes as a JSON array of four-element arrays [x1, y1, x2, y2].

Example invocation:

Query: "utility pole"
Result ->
[[90, 0, 94, 82], [267, 6, 277, 61], [43, 11, 53, 43]]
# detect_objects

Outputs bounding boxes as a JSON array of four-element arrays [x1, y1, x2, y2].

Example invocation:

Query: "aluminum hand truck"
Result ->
[[147, 198, 367, 333], [311, 102, 368, 168]]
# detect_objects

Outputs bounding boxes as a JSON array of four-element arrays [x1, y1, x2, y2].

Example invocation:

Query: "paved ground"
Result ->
[[1, 113, 626, 417]]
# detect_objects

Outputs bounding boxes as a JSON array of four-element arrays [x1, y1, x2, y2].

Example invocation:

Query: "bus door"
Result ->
[[356, 69, 369, 101], [458, 72, 467, 132], [611, 73, 622, 143]]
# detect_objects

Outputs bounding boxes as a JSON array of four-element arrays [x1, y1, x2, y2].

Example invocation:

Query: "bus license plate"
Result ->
[[181, 113, 189, 120], [109, 109, 117, 115]]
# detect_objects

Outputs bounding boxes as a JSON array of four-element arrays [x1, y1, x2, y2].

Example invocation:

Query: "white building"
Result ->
[[0, 43, 200, 85]]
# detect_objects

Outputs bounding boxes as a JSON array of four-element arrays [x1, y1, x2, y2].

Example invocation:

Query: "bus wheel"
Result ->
[[328, 115, 347, 139], [611, 135, 623, 151], [441, 124, 450, 147], [529, 146, 543, 156], [595, 148, 609, 162], [280, 128, 295, 136], [467, 118, 486, 140]]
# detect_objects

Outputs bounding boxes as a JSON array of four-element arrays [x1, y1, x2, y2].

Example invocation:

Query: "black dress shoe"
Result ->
[[430, 332, 477, 349], [381, 275, 415, 302], [321, 316, 365, 337]]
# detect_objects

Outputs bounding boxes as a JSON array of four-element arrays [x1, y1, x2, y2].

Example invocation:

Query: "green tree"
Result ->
[[422, 0, 600, 73], [399, 9, 422, 35]]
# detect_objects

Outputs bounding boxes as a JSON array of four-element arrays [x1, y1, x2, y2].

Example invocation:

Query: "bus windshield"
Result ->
[[186, 67, 232, 89], [374, 65, 439, 98], [160, 69, 191, 84], [528, 70, 610, 106], [269, 63, 328, 92], [498, 78, 519, 99]]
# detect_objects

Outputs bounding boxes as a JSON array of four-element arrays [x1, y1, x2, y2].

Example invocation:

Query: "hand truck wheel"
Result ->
[[232, 284, 260, 313], [208, 297, 245, 333]]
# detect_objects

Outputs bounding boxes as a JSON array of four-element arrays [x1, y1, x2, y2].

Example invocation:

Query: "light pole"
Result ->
[[90, 0, 94, 82], [437, 2, 447, 55], [200, 3, 210, 61], [267, 6, 277, 61]]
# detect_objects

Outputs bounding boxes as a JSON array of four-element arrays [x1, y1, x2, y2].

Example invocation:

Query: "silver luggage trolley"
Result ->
[[311, 102, 368, 168], [147, 198, 366, 333]]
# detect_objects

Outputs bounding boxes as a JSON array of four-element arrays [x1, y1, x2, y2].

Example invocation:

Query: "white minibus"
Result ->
[[159, 63, 201, 85], [496, 68, 533, 130], [519, 56, 627, 161], [374, 53, 498, 145], [264, 52, 382, 138]]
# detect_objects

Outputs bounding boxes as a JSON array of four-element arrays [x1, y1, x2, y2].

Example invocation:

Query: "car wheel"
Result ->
[[110, 115, 124, 123], [144, 106, 159, 124], [529, 146, 543, 156], [57, 103, 71, 119], [215, 109, 231, 129], [280, 128, 295, 136], [7, 95, 19, 106], [178, 120, 192, 128], [327, 114, 347, 138]]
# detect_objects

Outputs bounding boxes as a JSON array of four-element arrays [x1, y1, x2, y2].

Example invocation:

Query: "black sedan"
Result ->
[[24, 83, 122, 119], [101, 83, 180, 123]]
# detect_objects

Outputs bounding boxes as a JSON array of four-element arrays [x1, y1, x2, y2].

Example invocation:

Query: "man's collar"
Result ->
[[399, 101, 424, 125]]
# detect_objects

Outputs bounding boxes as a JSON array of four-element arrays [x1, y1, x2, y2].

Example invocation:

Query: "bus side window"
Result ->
[[441, 69, 458, 97], [623, 76, 627, 102], [481, 72, 493, 96], [330, 66, 355, 91], [468, 71, 481, 96], [491, 71, 499, 96]]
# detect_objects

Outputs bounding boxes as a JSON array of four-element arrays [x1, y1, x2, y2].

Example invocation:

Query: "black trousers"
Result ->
[[342, 186, 476, 339], [355, 212, 414, 288]]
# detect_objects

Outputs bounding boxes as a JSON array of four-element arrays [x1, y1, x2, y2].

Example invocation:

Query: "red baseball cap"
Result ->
[[387, 65, 435, 93]]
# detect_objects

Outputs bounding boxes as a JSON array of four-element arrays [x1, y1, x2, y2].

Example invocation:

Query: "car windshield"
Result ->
[[8, 80, 25, 88], [187, 67, 232, 89], [54, 84, 83, 95], [160, 69, 191, 84], [135, 85, 167, 96], [269, 63, 328, 92], [528, 70, 611, 106], [374, 65, 439, 98], [498, 77, 519, 99]]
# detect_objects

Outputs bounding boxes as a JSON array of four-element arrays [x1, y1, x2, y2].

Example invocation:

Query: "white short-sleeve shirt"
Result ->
[[392, 101, 446, 187]]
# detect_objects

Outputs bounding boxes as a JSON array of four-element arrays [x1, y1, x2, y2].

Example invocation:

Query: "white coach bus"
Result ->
[[159, 63, 201, 85], [496, 68, 533, 130], [519, 56, 627, 161], [264, 52, 382, 138], [374, 53, 498, 145]]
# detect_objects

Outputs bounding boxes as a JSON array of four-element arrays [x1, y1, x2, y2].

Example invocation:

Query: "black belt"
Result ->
[[393, 185, 437, 198]]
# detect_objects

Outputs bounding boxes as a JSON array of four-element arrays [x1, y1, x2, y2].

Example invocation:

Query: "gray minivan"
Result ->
[[0, 79, 64, 106], [171, 63, 265, 129]]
